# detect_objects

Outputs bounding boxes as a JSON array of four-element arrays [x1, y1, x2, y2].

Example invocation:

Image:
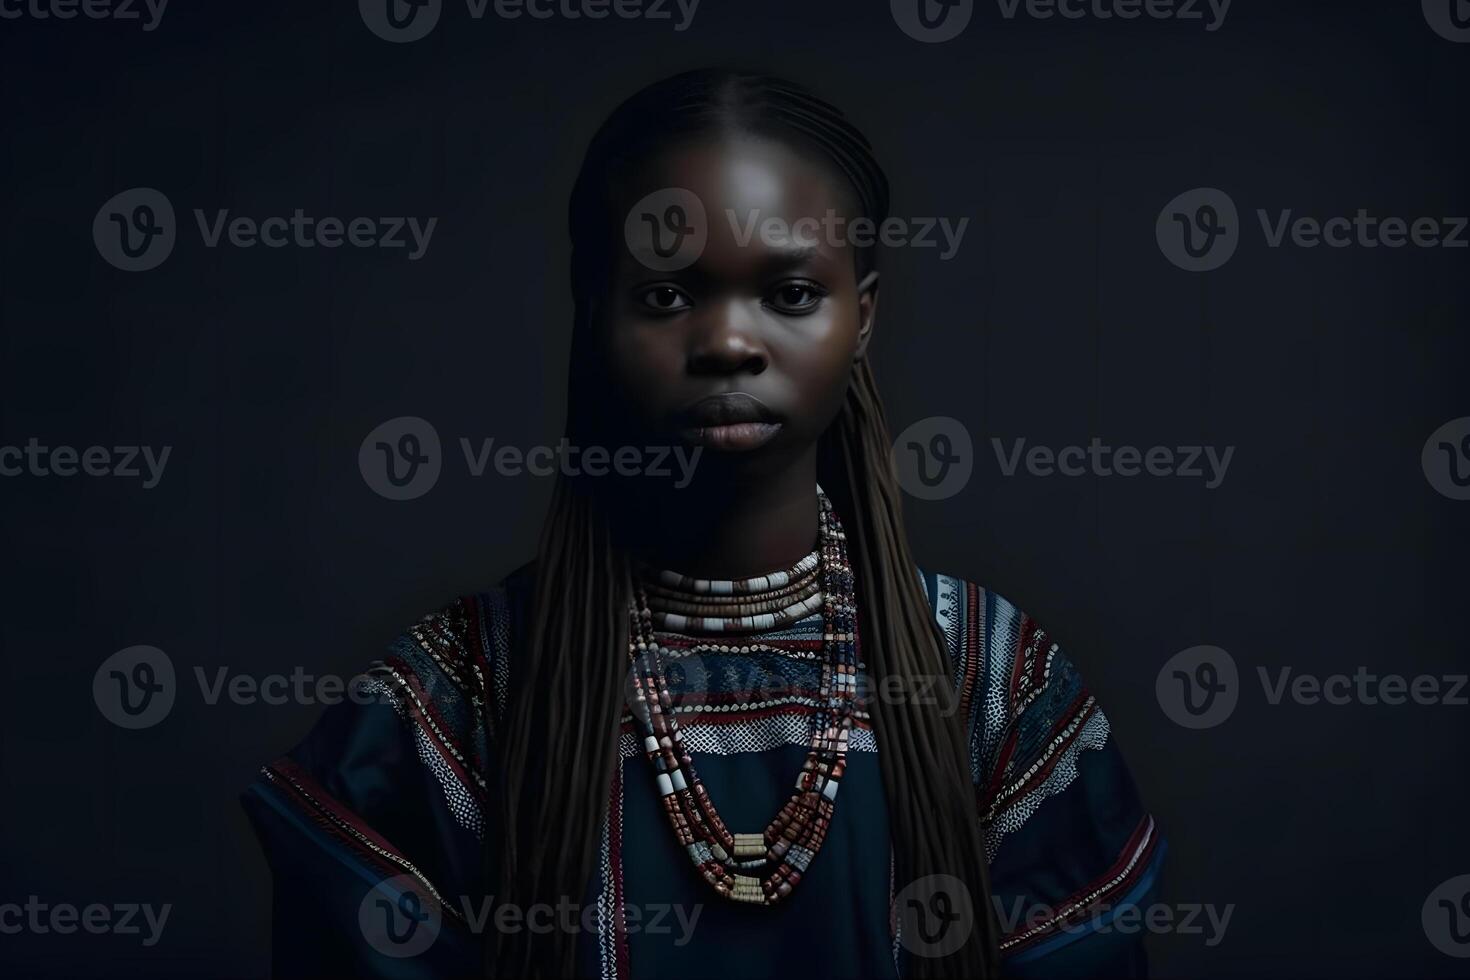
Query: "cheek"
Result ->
[[777, 307, 861, 429], [601, 321, 683, 422]]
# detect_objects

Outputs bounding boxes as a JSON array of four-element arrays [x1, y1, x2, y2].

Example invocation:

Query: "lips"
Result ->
[[675, 392, 784, 451]]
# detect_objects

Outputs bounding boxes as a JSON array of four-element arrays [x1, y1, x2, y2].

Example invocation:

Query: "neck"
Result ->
[[622, 449, 820, 580]]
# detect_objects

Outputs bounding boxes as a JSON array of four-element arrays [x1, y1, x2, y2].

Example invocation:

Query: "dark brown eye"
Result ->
[[638, 285, 692, 314], [767, 281, 826, 315]]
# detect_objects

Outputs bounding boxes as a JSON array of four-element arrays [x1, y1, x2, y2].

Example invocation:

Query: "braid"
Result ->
[[820, 359, 1002, 979]]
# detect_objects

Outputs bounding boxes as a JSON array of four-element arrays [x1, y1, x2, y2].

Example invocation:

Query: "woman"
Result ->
[[243, 69, 1165, 979]]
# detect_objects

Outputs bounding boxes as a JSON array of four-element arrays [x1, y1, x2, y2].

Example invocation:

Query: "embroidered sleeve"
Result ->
[[924, 571, 1167, 976], [239, 586, 520, 977]]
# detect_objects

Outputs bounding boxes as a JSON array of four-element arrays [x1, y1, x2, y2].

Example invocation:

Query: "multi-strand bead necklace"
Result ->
[[625, 485, 858, 906]]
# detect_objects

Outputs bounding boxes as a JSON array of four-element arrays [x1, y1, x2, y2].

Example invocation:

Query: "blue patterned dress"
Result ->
[[243, 561, 1165, 978]]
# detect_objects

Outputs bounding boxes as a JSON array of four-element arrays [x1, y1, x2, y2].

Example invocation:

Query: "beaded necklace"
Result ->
[[625, 485, 857, 906]]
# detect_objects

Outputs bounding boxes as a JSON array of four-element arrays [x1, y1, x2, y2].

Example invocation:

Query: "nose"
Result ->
[[686, 299, 768, 377]]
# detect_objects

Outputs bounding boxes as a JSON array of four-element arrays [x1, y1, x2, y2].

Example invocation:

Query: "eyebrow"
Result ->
[[619, 238, 828, 288], [758, 240, 823, 268]]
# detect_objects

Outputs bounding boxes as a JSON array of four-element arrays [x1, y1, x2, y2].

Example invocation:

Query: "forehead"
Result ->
[[611, 133, 860, 274], [623, 133, 853, 216]]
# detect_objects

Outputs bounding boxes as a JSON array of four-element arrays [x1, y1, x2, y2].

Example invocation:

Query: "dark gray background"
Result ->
[[1, 0, 1467, 976]]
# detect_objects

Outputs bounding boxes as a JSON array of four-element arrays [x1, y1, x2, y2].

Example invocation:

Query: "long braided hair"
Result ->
[[488, 69, 999, 980]]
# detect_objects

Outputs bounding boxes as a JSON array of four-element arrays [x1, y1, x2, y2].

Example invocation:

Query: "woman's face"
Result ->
[[597, 133, 877, 478]]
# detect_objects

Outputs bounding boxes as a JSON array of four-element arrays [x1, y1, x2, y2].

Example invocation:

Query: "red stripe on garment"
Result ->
[[987, 693, 1097, 817]]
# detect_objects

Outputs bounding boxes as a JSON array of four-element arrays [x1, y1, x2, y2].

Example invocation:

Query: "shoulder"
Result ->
[[914, 567, 1085, 735], [372, 558, 537, 739]]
